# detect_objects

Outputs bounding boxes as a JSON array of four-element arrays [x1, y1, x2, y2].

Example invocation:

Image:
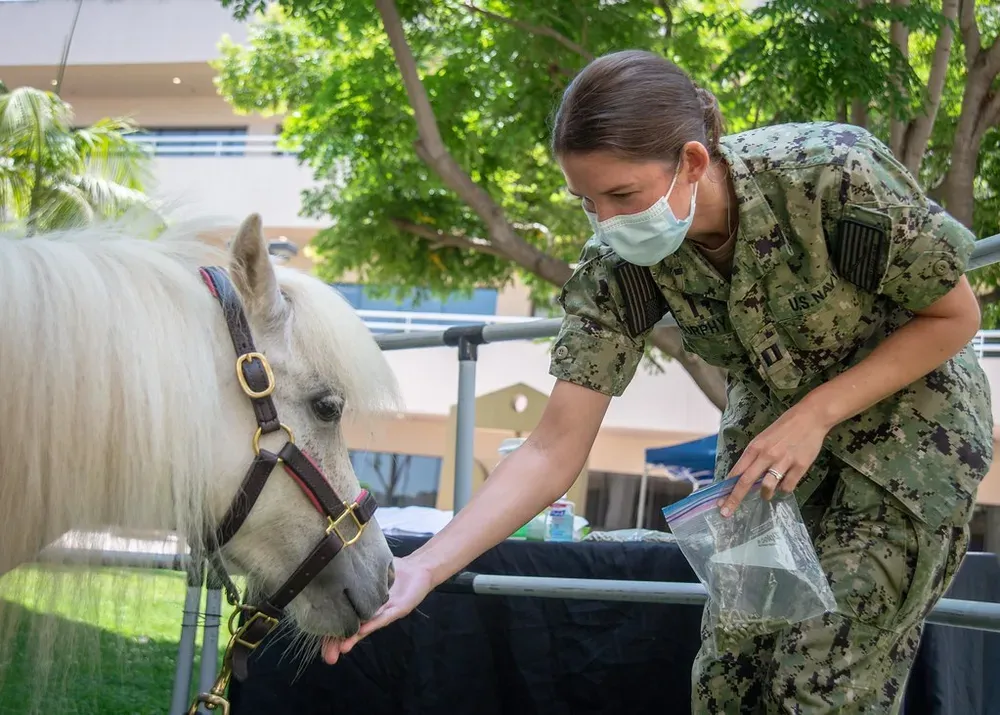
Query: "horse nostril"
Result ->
[[386, 561, 396, 590]]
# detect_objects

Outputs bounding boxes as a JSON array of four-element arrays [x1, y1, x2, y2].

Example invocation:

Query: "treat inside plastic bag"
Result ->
[[662, 476, 837, 656]]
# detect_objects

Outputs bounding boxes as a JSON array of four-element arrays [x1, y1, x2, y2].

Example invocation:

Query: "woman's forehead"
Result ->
[[561, 151, 662, 196]]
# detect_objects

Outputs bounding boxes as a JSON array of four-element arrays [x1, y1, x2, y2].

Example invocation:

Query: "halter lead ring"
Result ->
[[187, 266, 380, 714], [252, 422, 294, 456]]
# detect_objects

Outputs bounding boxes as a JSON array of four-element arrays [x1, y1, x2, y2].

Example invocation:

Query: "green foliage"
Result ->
[[215, 0, 745, 306], [0, 84, 157, 236], [713, 0, 944, 123], [215, 0, 999, 321]]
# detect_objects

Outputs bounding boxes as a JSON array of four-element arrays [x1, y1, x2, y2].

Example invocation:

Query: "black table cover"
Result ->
[[227, 536, 999, 715]]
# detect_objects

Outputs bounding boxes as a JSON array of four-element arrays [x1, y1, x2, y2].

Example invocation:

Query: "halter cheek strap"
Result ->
[[187, 266, 380, 712]]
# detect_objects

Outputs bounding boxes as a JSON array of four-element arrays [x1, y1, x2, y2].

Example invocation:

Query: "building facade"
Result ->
[[2, 0, 999, 544]]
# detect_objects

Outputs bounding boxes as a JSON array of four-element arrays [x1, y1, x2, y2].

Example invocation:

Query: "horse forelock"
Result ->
[[275, 267, 402, 420]]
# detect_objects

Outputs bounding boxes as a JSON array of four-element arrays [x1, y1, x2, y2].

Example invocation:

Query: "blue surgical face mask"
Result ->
[[583, 168, 698, 267]]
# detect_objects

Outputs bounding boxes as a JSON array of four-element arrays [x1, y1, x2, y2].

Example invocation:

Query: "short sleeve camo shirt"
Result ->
[[549, 121, 993, 529]]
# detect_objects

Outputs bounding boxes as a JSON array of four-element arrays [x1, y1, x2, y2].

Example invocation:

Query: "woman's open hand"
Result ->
[[320, 554, 434, 665], [718, 399, 833, 517]]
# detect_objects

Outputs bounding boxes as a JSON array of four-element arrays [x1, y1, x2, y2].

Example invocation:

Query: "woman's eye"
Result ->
[[311, 394, 343, 422], [611, 192, 636, 200]]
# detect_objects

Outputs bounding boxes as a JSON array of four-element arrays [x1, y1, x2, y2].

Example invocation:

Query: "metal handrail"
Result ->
[[374, 234, 1000, 351], [125, 133, 297, 156], [357, 309, 538, 334], [438, 571, 1000, 634]]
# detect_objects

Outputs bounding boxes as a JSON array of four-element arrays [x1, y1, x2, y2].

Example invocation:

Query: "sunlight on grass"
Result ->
[[0, 564, 241, 715]]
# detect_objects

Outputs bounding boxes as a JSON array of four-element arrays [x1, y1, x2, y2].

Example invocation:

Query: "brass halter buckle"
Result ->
[[326, 501, 366, 547], [235, 351, 275, 399]]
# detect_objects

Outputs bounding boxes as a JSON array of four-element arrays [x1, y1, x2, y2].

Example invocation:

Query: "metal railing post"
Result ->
[[195, 569, 225, 714], [443, 326, 487, 513], [169, 559, 204, 715]]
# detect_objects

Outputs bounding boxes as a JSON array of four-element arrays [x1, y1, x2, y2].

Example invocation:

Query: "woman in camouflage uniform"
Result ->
[[323, 50, 993, 714]]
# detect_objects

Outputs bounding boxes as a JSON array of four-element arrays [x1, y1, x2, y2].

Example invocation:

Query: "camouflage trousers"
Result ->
[[691, 461, 972, 715]]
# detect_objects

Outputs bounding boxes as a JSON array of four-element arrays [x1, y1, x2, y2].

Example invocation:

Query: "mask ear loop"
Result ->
[[665, 159, 698, 222]]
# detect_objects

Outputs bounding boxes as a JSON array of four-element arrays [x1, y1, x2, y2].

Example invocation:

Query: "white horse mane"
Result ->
[[0, 215, 401, 710]]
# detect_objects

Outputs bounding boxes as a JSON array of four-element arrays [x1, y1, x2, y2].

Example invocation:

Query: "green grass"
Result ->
[[0, 565, 240, 715]]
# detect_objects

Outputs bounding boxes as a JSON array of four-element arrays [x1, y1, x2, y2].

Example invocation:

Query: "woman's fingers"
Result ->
[[720, 450, 774, 517], [759, 455, 796, 501]]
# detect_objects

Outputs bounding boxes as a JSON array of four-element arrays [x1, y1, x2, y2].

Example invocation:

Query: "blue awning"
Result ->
[[644, 434, 718, 473]]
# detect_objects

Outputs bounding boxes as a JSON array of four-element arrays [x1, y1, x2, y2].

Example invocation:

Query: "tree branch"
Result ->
[[983, 29, 1000, 76], [888, 0, 911, 157], [975, 89, 1000, 143], [390, 218, 505, 257], [958, 0, 980, 65], [373, 0, 573, 286], [654, 0, 674, 40], [900, 0, 958, 174], [462, 3, 594, 61], [649, 325, 729, 409], [940, 0, 994, 225], [977, 287, 1000, 307]]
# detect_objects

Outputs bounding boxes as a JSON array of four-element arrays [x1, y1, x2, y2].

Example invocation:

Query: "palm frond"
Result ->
[[30, 181, 95, 232], [0, 156, 31, 221], [71, 173, 154, 219], [1, 84, 158, 235], [0, 86, 71, 149], [75, 120, 153, 190]]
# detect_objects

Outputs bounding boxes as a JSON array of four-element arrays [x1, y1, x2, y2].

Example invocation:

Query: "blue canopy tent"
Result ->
[[635, 434, 718, 528]]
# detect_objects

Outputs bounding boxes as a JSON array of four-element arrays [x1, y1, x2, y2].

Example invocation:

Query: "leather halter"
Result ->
[[187, 266, 379, 713]]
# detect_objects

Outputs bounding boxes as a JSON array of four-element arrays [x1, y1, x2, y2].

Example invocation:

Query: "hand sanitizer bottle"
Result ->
[[546, 494, 576, 542]]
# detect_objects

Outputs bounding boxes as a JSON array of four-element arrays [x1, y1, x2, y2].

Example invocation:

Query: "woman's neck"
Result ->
[[688, 161, 738, 251]]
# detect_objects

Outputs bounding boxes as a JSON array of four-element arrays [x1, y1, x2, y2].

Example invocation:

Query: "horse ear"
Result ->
[[229, 213, 286, 323]]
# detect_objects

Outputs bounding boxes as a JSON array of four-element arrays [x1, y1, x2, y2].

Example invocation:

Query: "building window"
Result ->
[[132, 127, 248, 157], [349, 450, 442, 508]]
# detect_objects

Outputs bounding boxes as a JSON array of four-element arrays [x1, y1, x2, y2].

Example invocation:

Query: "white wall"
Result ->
[[384, 343, 1000, 435], [381, 340, 724, 434], [148, 156, 323, 230], [0, 0, 247, 67]]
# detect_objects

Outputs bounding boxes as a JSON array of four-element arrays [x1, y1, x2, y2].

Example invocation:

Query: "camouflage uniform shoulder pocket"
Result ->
[[611, 261, 668, 338], [830, 205, 892, 294]]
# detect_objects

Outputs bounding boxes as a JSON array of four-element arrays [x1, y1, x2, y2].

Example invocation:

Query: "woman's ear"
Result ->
[[680, 140, 711, 184]]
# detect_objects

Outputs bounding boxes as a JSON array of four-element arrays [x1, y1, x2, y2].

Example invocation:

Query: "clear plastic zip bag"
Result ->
[[662, 476, 837, 657]]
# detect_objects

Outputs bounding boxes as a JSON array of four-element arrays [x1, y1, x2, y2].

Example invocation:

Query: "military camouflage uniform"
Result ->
[[548, 122, 993, 714]]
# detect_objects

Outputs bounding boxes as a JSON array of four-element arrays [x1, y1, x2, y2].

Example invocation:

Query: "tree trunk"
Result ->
[[941, 0, 999, 227], [850, 98, 869, 129], [939, 128, 980, 227], [900, 0, 959, 175], [649, 325, 728, 408], [888, 0, 911, 157]]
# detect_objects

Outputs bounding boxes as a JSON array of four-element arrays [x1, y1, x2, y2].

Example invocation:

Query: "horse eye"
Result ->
[[311, 394, 342, 422]]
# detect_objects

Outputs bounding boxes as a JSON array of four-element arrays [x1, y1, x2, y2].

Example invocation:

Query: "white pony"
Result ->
[[0, 213, 401, 705]]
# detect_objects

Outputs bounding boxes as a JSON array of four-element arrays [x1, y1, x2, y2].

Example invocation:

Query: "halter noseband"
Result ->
[[187, 266, 378, 714]]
